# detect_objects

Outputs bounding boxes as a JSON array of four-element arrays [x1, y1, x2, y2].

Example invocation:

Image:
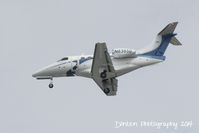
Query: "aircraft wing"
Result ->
[[91, 43, 118, 96]]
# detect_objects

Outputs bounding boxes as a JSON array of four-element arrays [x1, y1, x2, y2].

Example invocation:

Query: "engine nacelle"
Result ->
[[111, 48, 136, 58]]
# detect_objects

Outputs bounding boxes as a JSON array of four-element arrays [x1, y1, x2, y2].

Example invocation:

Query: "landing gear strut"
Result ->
[[48, 78, 54, 88]]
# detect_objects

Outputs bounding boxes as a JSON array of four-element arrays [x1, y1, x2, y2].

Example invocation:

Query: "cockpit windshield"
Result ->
[[58, 57, 68, 62]]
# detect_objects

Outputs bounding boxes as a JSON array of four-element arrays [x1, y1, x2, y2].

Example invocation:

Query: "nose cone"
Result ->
[[32, 67, 52, 78], [32, 69, 46, 78], [32, 70, 43, 78], [32, 73, 37, 78], [32, 62, 62, 78]]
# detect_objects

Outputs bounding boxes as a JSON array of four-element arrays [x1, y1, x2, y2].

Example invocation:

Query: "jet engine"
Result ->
[[111, 48, 136, 58]]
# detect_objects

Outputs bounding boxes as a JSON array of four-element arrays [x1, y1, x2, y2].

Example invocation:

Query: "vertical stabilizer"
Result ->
[[137, 22, 182, 56]]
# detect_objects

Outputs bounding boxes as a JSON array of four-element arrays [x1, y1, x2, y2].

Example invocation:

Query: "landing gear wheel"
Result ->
[[104, 88, 110, 94], [49, 83, 54, 88], [100, 70, 107, 78]]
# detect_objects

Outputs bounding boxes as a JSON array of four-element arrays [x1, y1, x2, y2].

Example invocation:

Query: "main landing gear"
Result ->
[[100, 70, 107, 79], [103, 88, 110, 94], [48, 78, 54, 88]]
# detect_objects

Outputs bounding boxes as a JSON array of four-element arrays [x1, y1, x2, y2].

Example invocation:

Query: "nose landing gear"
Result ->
[[48, 78, 54, 88], [49, 83, 54, 88]]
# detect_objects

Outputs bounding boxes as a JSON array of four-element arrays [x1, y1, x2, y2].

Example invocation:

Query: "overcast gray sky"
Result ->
[[1, 0, 199, 133]]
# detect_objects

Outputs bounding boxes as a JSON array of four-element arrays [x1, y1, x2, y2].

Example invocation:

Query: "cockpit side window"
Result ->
[[80, 57, 85, 60], [58, 57, 68, 61]]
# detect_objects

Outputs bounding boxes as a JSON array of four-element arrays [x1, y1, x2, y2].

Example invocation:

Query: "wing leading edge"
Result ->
[[91, 43, 118, 96]]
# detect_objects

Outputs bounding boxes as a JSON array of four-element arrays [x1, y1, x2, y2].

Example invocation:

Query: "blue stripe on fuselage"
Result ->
[[79, 58, 93, 64]]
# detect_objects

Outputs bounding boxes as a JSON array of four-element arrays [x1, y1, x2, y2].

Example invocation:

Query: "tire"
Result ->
[[104, 88, 110, 94], [100, 72, 107, 78], [49, 83, 54, 88]]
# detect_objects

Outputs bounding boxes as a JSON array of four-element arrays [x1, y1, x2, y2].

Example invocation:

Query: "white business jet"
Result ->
[[32, 22, 182, 96]]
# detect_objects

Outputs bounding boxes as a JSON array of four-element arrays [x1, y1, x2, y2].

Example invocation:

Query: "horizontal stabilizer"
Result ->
[[158, 22, 178, 35], [170, 36, 182, 45]]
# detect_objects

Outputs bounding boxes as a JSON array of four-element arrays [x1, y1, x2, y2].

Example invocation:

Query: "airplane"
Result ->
[[32, 22, 182, 96]]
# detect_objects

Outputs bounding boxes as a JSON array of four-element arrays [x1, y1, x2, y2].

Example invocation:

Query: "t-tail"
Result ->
[[137, 22, 182, 58]]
